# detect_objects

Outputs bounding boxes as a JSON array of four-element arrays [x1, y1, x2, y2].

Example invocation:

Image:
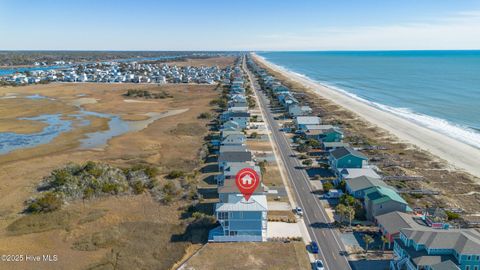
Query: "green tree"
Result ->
[[363, 234, 374, 253], [323, 182, 334, 192], [302, 159, 313, 167], [258, 160, 267, 176], [345, 205, 355, 228], [340, 194, 356, 207], [337, 180, 346, 193], [335, 204, 347, 224]]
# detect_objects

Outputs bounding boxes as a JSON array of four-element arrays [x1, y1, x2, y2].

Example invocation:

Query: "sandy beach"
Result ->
[[253, 53, 480, 179]]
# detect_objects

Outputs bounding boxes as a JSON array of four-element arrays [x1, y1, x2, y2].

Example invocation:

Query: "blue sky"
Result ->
[[1, 0, 480, 50]]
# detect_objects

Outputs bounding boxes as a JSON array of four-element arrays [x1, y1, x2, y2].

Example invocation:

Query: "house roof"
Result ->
[[216, 194, 268, 212], [375, 211, 422, 235], [400, 228, 480, 255], [221, 130, 244, 138], [218, 179, 264, 194], [330, 147, 368, 160], [295, 116, 321, 125], [219, 145, 247, 153], [339, 168, 381, 179], [345, 176, 391, 193], [364, 186, 407, 205], [222, 163, 260, 177], [221, 134, 246, 144], [226, 111, 250, 118], [430, 260, 460, 270], [218, 151, 252, 163], [305, 124, 333, 130], [323, 142, 349, 148]]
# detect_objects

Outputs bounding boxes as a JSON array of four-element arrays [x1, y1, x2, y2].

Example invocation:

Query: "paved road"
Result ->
[[244, 58, 352, 270]]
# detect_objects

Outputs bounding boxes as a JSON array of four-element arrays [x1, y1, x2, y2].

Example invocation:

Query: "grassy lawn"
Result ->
[[184, 242, 310, 270]]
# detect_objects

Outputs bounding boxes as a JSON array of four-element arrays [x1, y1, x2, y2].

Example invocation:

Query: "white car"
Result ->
[[313, 259, 324, 270], [295, 207, 303, 216]]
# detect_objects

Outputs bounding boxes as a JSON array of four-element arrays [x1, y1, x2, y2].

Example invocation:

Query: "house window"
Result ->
[[466, 266, 470, 270], [468, 256, 472, 260], [474, 266, 478, 270]]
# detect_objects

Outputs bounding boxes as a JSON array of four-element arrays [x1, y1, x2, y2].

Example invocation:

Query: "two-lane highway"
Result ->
[[244, 59, 352, 270]]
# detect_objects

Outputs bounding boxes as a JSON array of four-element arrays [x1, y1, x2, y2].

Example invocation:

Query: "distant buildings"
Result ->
[[1, 61, 231, 85]]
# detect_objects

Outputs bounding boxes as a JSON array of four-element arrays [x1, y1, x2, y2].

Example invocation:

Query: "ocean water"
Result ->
[[257, 51, 480, 149]]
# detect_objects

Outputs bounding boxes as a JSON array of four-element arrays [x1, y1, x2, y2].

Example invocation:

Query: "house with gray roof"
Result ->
[[216, 162, 260, 186], [218, 178, 264, 202], [221, 134, 246, 146], [345, 175, 392, 199], [219, 144, 248, 154], [294, 116, 321, 131], [218, 151, 252, 171], [375, 211, 424, 248], [222, 120, 242, 131], [391, 228, 480, 270]]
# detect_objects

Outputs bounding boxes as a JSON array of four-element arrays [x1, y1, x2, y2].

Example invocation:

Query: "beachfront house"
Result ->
[[288, 104, 313, 117], [322, 141, 350, 151], [328, 146, 368, 172], [210, 194, 268, 242], [391, 228, 480, 270], [294, 116, 321, 131], [345, 175, 392, 199], [364, 186, 410, 220], [375, 211, 423, 249], [304, 126, 343, 142]]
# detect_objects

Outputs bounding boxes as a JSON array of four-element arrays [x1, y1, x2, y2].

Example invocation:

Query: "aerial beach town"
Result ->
[[1, 1, 480, 270]]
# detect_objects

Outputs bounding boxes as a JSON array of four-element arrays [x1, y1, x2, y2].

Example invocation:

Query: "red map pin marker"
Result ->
[[235, 168, 260, 201]]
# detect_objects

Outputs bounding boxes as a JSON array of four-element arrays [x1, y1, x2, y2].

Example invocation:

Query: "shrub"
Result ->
[[132, 181, 146, 195], [198, 112, 212, 119], [101, 183, 122, 194], [445, 210, 460, 220], [27, 192, 63, 213], [166, 170, 185, 179]]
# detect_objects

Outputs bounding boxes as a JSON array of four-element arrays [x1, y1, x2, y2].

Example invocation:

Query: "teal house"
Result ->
[[391, 228, 480, 270], [320, 127, 343, 142], [329, 146, 368, 171], [363, 186, 410, 220]]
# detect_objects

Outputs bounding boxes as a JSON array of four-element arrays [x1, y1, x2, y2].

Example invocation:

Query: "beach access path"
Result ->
[[244, 58, 352, 270], [253, 53, 480, 180]]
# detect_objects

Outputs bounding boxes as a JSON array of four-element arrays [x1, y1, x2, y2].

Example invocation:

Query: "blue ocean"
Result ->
[[257, 51, 480, 149]]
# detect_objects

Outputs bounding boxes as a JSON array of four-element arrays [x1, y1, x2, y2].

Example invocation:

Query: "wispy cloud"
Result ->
[[240, 10, 480, 50]]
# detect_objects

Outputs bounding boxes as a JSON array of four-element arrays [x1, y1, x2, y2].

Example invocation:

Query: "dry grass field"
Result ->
[[183, 242, 311, 270], [0, 77, 222, 269]]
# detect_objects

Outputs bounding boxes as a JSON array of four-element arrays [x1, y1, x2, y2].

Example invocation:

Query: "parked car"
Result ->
[[313, 259, 324, 270], [310, 241, 319, 254], [294, 207, 303, 216]]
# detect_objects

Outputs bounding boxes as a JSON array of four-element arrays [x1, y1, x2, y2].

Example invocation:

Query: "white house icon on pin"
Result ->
[[241, 174, 253, 185]]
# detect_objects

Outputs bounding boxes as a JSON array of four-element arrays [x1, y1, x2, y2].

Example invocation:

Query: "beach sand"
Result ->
[[253, 53, 480, 180]]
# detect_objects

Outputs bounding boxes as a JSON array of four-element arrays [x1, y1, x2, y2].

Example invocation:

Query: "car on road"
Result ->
[[310, 241, 319, 254], [313, 259, 324, 270], [294, 207, 303, 216]]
